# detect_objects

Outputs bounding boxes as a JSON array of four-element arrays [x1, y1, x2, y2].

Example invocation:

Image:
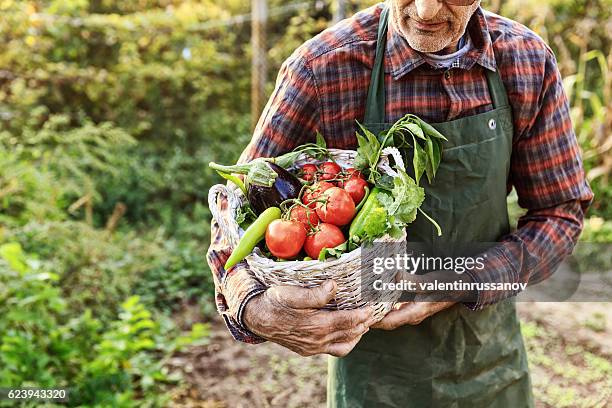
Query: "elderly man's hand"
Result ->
[[372, 270, 474, 330], [371, 301, 454, 330], [243, 280, 376, 357]]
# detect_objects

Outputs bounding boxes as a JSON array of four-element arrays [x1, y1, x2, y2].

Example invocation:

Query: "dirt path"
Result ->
[[167, 317, 327, 408], [168, 302, 611, 408]]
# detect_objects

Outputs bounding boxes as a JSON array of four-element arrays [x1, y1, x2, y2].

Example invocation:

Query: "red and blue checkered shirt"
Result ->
[[207, 3, 593, 343]]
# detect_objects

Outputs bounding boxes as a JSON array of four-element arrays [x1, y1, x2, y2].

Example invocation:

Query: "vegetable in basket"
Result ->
[[224, 206, 281, 270], [210, 161, 302, 215], [214, 113, 447, 263], [304, 223, 346, 260], [315, 187, 356, 226], [209, 134, 329, 214], [265, 219, 307, 259]]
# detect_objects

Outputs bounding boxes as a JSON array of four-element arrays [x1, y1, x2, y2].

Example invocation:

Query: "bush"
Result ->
[[0, 242, 208, 407], [0, 115, 135, 227], [4, 218, 216, 321]]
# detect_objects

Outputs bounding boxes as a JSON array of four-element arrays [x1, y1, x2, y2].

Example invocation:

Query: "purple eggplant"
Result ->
[[209, 160, 303, 215], [246, 163, 302, 214]]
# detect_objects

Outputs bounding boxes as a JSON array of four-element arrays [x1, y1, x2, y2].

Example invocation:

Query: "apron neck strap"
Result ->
[[363, 6, 390, 125], [363, 6, 509, 124], [484, 68, 509, 109]]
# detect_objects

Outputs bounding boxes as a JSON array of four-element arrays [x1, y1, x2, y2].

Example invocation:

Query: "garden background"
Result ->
[[0, 0, 610, 406]]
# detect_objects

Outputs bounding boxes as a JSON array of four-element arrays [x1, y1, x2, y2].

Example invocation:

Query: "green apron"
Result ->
[[327, 7, 534, 408]]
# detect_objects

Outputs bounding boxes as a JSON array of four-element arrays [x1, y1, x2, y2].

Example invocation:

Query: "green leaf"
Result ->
[[425, 138, 443, 183], [376, 189, 394, 209], [415, 117, 448, 141], [418, 207, 443, 236], [406, 122, 425, 140], [356, 123, 381, 163], [387, 220, 405, 239], [355, 121, 383, 183], [396, 207, 418, 225], [315, 131, 327, 149], [425, 157, 435, 184], [363, 206, 389, 241], [236, 204, 257, 228], [389, 169, 425, 225], [412, 135, 427, 185], [0, 243, 28, 274], [375, 174, 395, 191], [318, 241, 349, 261], [432, 139, 442, 170]]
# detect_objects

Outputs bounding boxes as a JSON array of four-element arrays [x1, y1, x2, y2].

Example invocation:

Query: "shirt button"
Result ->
[[444, 70, 452, 80], [488, 118, 497, 130]]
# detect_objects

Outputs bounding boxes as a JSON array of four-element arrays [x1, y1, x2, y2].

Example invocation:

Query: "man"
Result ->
[[207, 0, 593, 406]]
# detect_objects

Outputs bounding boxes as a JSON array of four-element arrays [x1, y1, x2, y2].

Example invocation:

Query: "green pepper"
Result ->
[[224, 207, 281, 270], [348, 187, 386, 241]]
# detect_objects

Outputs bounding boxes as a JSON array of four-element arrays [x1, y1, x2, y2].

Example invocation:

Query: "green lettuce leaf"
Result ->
[[389, 169, 425, 225], [318, 241, 349, 261]]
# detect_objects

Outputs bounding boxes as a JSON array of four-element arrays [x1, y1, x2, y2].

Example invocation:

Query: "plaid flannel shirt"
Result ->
[[206, 3, 593, 343]]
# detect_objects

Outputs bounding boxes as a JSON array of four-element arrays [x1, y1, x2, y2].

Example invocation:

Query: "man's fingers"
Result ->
[[326, 307, 375, 332], [325, 334, 364, 357], [371, 302, 425, 330], [323, 320, 370, 344], [272, 280, 337, 309], [371, 301, 455, 330]]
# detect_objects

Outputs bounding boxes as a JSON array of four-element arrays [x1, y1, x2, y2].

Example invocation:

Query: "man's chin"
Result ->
[[406, 36, 451, 53]]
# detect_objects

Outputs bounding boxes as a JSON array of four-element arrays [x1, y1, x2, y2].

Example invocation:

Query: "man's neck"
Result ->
[[432, 39, 461, 55]]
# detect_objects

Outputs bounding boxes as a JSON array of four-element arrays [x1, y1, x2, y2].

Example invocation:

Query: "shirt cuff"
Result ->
[[462, 242, 523, 310], [221, 261, 268, 343]]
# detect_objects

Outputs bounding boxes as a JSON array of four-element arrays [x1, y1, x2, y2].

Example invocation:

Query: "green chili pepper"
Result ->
[[224, 207, 281, 270], [348, 187, 385, 240], [303, 256, 313, 261]]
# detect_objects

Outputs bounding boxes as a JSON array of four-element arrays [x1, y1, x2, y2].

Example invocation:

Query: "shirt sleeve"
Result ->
[[464, 46, 593, 309], [207, 193, 268, 344], [206, 54, 321, 341]]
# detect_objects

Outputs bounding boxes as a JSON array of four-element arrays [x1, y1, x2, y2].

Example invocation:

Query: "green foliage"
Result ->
[[570, 217, 612, 273], [489, 0, 611, 220], [1, 115, 135, 226], [3, 219, 215, 320], [0, 242, 208, 406], [580, 217, 612, 243]]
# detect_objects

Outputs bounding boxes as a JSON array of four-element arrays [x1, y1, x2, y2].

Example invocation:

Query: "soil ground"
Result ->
[[167, 302, 611, 408]]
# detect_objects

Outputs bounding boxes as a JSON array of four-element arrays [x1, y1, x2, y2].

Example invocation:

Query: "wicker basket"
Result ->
[[208, 148, 407, 321]]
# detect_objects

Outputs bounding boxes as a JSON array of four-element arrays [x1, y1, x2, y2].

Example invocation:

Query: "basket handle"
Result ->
[[208, 184, 242, 248], [380, 146, 405, 176]]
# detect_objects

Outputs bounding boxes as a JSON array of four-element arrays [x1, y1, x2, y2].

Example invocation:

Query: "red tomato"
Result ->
[[302, 181, 334, 208], [320, 161, 342, 181], [336, 167, 365, 187], [265, 220, 306, 259], [304, 223, 346, 259], [315, 187, 356, 226], [289, 205, 319, 229], [301, 163, 317, 182], [344, 167, 365, 180], [343, 177, 369, 204]]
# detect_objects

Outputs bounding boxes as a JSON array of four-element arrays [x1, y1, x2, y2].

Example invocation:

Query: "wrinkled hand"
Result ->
[[243, 280, 376, 357], [372, 270, 473, 330], [371, 300, 454, 330]]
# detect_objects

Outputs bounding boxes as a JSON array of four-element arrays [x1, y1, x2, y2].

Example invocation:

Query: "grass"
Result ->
[[522, 319, 611, 408]]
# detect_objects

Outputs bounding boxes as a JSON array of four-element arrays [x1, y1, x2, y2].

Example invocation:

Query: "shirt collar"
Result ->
[[384, 6, 497, 79]]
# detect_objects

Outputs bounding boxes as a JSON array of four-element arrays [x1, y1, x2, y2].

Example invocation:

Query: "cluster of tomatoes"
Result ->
[[264, 161, 370, 260]]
